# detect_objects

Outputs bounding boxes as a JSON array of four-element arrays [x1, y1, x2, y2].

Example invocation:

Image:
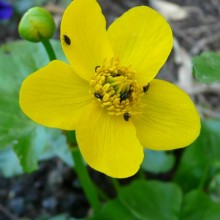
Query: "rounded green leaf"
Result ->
[[193, 52, 220, 84], [0, 147, 22, 177], [119, 180, 182, 220], [142, 149, 175, 174], [92, 199, 135, 220], [92, 180, 182, 220], [174, 119, 220, 192], [180, 190, 220, 220], [0, 40, 73, 173]]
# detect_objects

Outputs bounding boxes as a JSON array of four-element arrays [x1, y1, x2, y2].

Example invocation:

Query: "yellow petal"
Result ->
[[133, 79, 200, 150], [60, 0, 114, 81], [76, 103, 144, 178], [19, 60, 91, 130], [107, 6, 173, 85]]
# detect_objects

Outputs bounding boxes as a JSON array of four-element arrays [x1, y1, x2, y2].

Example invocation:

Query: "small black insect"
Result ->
[[123, 112, 131, 121], [94, 92, 103, 100], [63, 34, 71, 46], [143, 84, 150, 93], [120, 92, 129, 102], [95, 66, 100, 72]]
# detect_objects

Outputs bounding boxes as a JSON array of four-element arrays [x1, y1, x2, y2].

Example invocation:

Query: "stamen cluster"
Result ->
[[90, 58, 143, 118]]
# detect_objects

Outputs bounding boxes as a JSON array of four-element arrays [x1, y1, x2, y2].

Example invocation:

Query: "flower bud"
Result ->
[[18, 7, 55, 42]]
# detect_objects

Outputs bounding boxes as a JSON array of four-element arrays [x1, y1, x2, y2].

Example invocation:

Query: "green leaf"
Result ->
[[174, 119, 220, 192], [209, 172, 220, 202], [39, 129, 73, 167], [38, 213, 77, 220], [92, 180, 182, 220], [193, 51, 220, 84], [203, 206, 220, 220], [180, 190, 220, 220], [14, 0, 48, 13], [0, 147, 22, 177], [119, 181, 182, 220], [92, 199, 134, 220], [0, 40, 73, 174], [141, 150, 175, 174]]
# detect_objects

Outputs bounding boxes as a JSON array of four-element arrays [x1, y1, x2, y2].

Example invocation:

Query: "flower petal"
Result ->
[[107, 6, 173, 85], [19, 60, 91, 130], [60, 0, 114, 81], [133, 79, 200, 150], [76, 103, 144, 178], [0, 2, 13, 20]]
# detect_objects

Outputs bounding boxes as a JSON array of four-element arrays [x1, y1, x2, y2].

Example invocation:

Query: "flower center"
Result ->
[[90, 58, 144, 120]]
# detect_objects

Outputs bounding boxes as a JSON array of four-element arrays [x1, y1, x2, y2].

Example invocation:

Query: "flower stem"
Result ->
[[111, 177, 120, 193], [138, 168, 146, 180], [41, 39, 56, 61], [95, 185, 110, 201], [39, 40, 101, 211], [199, 164, 210, 190], [71, 147, 102, 213]]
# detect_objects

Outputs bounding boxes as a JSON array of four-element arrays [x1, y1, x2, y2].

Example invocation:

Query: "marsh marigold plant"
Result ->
[[19, 0, 200, 178]]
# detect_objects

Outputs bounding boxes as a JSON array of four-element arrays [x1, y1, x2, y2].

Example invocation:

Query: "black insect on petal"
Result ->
[[120, 92, 129, 102], [95, 66, 100, 72], [123, 112, 131, 121], [63, 34, 71, 46], [94, 92, 103, 100], [143, 84, 150, 93]]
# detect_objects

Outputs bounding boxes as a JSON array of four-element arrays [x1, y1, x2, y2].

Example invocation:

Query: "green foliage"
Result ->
[[142, 149, 175, 174], [174, 120, 220, 193], [38, 213, 77, 220], [14, 0, 48, 13], [92, 198, 133, 220], [92, 180, 182, 220], [0, 147, 22, 177], [92, 119, 220, 219], [180, 190, 220, 220], [0, 40, 73, 176], [92, 180, 220, 220], [193, 51, 220, 84]]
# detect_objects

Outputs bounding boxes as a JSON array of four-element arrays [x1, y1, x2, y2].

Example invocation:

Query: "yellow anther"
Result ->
[[107, 106, 115, 111], [113, 99, 119, 106], [95, 84, 102, 91], [102, 83, 110, 92], [102, 102, 112, 107], [103, 94, 110, 102], [109, 90, 115, 96]]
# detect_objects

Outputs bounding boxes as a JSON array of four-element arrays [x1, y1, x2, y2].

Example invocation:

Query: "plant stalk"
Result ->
[[41, 39, 56, 61], [71, 148, 102, 213]]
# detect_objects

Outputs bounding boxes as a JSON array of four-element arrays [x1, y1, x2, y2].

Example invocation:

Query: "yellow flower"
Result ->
[[19, 0, 200, 178]]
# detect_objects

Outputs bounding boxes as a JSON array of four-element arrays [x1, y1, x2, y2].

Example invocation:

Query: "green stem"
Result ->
[[138, 168, 146, 180], [111, 177, 120, 193], [95, 185, 110, 201], [199, 164, 210, 190], [71, 147, 102, 213], [41, 39, 56, 61]]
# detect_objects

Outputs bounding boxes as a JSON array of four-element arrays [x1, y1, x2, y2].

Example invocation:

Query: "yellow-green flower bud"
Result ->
[[18, 7, 55, 42]]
